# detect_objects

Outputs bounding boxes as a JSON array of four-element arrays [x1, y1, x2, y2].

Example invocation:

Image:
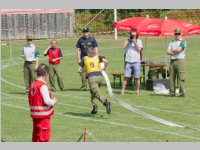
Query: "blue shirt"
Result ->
[[76, 36, 98, 58], [79, 56, 104, 78]]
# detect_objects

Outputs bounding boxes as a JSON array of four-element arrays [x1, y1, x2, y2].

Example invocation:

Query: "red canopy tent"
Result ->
[[136, 19, 200, 36], [114, 17, 200, 36], [114, 17, 160, 32], [114, 17, 200, 78]]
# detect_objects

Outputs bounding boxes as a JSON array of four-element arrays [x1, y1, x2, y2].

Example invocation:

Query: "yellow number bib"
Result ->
[[84, 56, 100, 73]]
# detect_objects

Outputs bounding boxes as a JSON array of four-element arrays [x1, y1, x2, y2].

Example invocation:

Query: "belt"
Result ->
[[170, 59, 184, 61], [25, 61, 36, 64]]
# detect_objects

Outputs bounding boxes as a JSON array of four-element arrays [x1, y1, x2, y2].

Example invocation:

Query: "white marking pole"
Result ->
[[114, 9, 118, 40], [8, 15, 13, 63], [101, 70, 184, 128]]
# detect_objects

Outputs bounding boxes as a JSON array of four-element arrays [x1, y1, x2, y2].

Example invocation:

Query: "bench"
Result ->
[[111, 72, 145, 89], [111, 72, 123, 88]]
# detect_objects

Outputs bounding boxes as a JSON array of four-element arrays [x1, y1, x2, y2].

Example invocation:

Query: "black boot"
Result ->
[[91, 105, 98, 114], [103, 99, 111, 114]]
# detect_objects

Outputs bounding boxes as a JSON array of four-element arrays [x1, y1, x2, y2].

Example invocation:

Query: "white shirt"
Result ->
[[37, 79, 56, 106], [125, 39, 143, 63], [22, 44, 37, 62], [168, 39, 186, 60]]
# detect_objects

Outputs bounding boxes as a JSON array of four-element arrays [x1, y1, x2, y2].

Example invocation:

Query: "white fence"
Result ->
[[1, 9, 75, 40]]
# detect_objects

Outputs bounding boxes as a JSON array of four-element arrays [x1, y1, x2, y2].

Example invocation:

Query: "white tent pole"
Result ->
[[8, 15, 13, 63], [165, 16, 168, 79], [114, 9, 117, 40]]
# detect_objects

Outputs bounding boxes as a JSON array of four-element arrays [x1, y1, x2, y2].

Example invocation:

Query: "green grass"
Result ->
[[1, 35, 200, 142]]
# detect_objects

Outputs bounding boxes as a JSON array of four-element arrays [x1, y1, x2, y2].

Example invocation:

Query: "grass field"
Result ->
[[1, 35, 200, 142]]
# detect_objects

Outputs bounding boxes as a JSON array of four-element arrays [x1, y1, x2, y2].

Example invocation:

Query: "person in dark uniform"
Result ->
[[76, 28, 98, 91]]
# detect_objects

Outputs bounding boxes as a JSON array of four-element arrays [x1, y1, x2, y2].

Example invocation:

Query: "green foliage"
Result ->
[[74, 10, 200, 33]]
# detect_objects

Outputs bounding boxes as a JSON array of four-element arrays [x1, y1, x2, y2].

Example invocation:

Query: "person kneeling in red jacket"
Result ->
[[28, 63, 57, 142]]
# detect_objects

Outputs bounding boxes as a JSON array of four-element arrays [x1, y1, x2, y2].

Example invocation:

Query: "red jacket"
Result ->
[[48, 48, 61, 65], [28, 80, 54, 118]]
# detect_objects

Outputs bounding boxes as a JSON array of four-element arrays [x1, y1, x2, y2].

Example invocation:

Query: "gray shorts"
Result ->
[[124, 62, 141, 79]]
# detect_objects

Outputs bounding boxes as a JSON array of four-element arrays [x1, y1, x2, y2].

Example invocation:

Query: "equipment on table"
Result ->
[[146, 79, 170, 91]]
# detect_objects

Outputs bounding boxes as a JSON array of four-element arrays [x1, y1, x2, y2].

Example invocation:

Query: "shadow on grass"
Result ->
[[63, 88, 84, 92], [149, 93, 171, 97], [8, 91, 26, 95], [63, 112, 105, 119]]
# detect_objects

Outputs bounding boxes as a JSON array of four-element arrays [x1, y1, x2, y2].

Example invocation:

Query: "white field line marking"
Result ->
[[2, 92, 140, 118], [135, 105, 200, 118], [2, 102, 200, 141], [2, 74, 200, 119], [101, 70, 184, 128], [2, 60, 200, 128], [3, 84, 200, 138], [53, 92, 200, 118], [3, 62, 199, 119], [3, 78, 200, 132]]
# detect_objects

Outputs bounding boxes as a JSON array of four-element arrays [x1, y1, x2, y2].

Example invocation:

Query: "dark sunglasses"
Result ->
[[174, 33, 181, 36]]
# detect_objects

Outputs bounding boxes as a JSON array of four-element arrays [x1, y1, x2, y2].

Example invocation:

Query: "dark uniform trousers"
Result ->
[[24, 61, 36, 90], [169, 59, 186, 95], [49, 64, 64, 90], [88, 76, 106, 106]]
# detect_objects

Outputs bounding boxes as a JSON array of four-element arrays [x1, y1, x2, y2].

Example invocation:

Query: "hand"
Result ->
[[35, 64, 38, 71], [133, 38, 137, 43], [53, 97, 58, 104], [77, 67, 82, 73], [52, 58, 57, 62], [21, 55, 25, 58], [77, 59, 81, 64]]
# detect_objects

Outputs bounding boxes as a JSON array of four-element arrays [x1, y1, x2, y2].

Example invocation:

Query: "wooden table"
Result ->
[[141, 63, 166, 87]]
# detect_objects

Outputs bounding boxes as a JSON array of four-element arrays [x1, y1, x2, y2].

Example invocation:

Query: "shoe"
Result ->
[[60, 88, 65, 91], [91, 105, 98, 114], [50, 88, 56, 92], [25, 90, 29, 94], [80, 86, 87, 91], [179, 93, 185, 97], [169, 93, 175, 97], [103, 99, 111, 114]]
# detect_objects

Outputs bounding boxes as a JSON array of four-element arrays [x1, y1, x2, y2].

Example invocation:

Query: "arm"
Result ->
[[52, 57, 63, 62], [76, 48, 81, 63], [102, 58, 108, 70], [77, 66, 83, 73], [21, 47, 25, 59], [123, 40, 128, 49], [173, 40, 186, 54], [166, 40, 186, 55], [133, 39, 142, 51], [34, 51, 40, 70], [35, 57, 39, 70], [94, 47, 98, 56], [166, 42, 175, 55], [166, 48, 175, 55], [40, 85, 57, 106], [77, 59, 84, 73], [43, 46, 51, 56], [52, 48, 63, 62]]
